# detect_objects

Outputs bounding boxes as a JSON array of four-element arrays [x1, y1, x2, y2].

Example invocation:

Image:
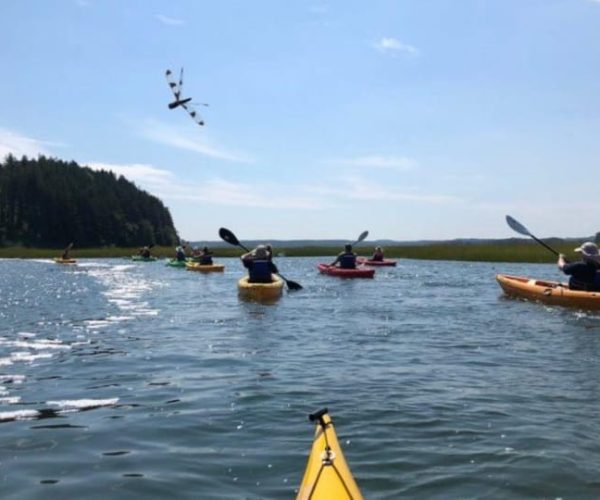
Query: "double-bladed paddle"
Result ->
[[218, 227, 302, 291], [505, 215, 560, 257]]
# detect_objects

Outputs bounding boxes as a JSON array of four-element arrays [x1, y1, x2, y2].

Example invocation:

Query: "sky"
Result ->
[[1, 0, 600, 241]]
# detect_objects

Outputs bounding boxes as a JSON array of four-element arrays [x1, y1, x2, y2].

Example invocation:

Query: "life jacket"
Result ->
[[200, 255, 213, 265], [176, 251, 186, 261], [248, 260, 272, 283], [339, 254, 356, 269]]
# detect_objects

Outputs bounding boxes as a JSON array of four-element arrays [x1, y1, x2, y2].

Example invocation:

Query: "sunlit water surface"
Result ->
[[1, 257, 600, 499]]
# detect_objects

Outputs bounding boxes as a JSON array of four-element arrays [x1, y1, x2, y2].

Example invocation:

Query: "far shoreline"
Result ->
[[0, 241, 579, 263]]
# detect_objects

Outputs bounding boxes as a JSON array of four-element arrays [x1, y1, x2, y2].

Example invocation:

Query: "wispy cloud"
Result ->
[[86, 162, 175, 188], [311, 176, 460, 204], [334, 155, 418, 172], [0, 128, 59, 159], [138, 119, 252, 163], [374, 37, 419, 56], [155, 14, 185, 26]]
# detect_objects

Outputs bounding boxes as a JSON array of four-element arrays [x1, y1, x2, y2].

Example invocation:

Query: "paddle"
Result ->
[[505, 215, 560, 257], [352, 230, 369, 246], [218, 227, 303, 290]]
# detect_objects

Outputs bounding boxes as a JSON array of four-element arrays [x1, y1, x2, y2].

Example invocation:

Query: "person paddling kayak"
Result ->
[[139, 246, 152, 259], [198, 246, 214, 265], [175, 245, 186, 262], [329, 244, 357, 269], [558, 242, 600, 291], [241, 244, 279, 283], [62, 242, 73, 260], [371, 246, 385, 262]]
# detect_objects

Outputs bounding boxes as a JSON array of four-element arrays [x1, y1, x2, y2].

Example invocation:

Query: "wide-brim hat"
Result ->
[[574, 241, 600, 263], [252, 245, 268, 259]]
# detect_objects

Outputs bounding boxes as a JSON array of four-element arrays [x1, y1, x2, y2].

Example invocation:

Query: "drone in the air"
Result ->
[[165, 68, 208, 126]]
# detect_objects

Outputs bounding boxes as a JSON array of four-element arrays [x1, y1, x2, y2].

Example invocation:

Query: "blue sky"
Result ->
[[2, 0, 600, 241]]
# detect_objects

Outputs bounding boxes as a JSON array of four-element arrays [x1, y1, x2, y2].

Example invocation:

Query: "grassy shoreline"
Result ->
[[0, 242, 577, 263]]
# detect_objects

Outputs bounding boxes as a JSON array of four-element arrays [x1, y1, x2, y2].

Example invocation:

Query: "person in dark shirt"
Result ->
[[241, 245, 279, 283], [330, 244, 357, 269], [175, 245, 186, 262], [199, 246, 214, 265], [558, 242, 600, 291]]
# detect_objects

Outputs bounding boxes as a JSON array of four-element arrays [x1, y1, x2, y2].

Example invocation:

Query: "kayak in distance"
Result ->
[[356, 257, 397, 267], [317, 264, 375, 279], [53, 257, 76, 264], [185, 262, 225, 273], [165, 259, 189, 268], [131, 255, 157, 262], [297, 408, 362, 500], [237, 274, 284, 301], [496, 274, 600, 310]]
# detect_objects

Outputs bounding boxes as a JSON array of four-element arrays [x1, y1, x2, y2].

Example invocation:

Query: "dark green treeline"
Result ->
[[0, 155, 179, 247]]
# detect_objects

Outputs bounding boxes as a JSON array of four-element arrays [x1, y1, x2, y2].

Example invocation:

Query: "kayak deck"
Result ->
[[297, 409, 362, 500], [356, 257, 397, 267], [237, 275, 284, 301], [496, 274, 600, 310], [54, 258, 76, 264], [185, 262, 225, 273], [317, 264, 375, 278]]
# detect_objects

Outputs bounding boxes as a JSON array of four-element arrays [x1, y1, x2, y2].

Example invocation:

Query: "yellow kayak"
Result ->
[[54, 257, 76, 264], [297, 409, 362, 500], [185, 262, 225, 273], [237, 275, 283, 301]]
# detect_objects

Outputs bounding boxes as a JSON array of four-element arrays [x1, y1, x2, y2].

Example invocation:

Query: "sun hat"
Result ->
[[252, 245, 268, 260], [574, 242, 600, 263]]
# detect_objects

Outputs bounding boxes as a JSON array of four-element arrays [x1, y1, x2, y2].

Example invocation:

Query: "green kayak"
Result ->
[[166, 259, 189, 268], [131, 255, 157, 262]]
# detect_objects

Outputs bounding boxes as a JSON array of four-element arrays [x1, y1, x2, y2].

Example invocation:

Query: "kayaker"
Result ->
[[140, 246, 152, 259], [199, 246, 214, 265], [241, 244, 279, 283], [175, 245, 186, 262], [330, 244, 357, 269], [61, 243, 73, 260], [371, 246, 385, 262], [558, 242, 600, 291]]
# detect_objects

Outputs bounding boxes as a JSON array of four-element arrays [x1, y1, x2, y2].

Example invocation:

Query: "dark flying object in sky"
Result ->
[[165, 68, 208, 126]]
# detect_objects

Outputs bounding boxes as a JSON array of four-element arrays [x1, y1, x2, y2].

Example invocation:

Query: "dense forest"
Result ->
[[0, 155, 179, 247]]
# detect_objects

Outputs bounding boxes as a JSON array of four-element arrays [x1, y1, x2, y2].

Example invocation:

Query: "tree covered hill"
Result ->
[[0, 155, 179, 248]]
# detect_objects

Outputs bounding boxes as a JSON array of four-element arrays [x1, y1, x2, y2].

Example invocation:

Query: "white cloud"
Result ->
[[374, 37, 419, 56], [0, 128, 56, 159], [155, 14, 184, 26], [336, 155, 418, 172], [138, 119, 251, 163], [86, 162, 174, 188]]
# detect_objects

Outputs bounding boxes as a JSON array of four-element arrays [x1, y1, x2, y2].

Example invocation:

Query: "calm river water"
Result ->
[[1, 257, 600, 499]]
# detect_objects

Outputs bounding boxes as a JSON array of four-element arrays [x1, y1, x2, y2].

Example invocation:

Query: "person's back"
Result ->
[[558, 242, 600, 291], [372, 247, 384, 262], [331, 244, 356, 269], [242, 245, 274, 283], [175, 246, 186, 261], [200, 247, 213, 265], [141, 246, 151, 258]]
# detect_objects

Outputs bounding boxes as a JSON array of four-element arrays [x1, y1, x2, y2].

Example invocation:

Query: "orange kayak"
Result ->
[[496, 274, 600, 310]]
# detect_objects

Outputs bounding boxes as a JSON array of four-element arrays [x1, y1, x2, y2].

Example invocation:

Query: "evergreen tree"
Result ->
[[0, 155, 179, 247]]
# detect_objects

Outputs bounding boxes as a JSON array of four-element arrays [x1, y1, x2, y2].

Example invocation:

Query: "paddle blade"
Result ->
[[356, 230, 369, 243], [219, 227, 240, 247], [506, 215, 531, 237], [286, 279, 303, 291]]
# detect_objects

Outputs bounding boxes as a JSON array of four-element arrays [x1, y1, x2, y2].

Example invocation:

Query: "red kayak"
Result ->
[[317, 263, 375, 278], [357, 257, 397, 267]]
